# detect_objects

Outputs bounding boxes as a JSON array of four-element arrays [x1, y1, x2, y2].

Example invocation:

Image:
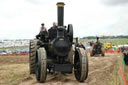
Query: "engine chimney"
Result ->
[[56, 2, 65, 26]]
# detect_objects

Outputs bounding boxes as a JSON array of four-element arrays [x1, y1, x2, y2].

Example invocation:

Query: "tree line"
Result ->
[[82, 35, 128, 39]]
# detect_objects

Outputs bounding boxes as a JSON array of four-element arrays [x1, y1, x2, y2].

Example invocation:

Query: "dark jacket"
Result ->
[[48, 26, 57, 40]]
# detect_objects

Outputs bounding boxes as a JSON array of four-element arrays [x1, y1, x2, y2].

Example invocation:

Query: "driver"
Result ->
[[48, 22, 57, 40]]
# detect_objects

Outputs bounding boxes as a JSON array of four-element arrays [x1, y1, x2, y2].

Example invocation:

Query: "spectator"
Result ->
[[123, 47, 128, 65]]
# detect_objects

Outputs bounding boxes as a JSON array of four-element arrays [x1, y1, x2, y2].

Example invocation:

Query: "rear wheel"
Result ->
[[101, 47, 105, 56], [29, 40, 38, 74], [36, 48, 47, 83], [90, 51, 93, 56], [90, 48, 94, 57], [74, 48, 88, 82]]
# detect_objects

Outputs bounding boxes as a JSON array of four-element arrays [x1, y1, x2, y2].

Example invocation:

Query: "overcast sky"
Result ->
[[0, 0, 128, 39]]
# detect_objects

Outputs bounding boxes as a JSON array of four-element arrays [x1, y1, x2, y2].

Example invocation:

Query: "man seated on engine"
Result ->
[[36, 23, 47, 40], [48, 22, 57, 40], [40, 23, 47, 32]]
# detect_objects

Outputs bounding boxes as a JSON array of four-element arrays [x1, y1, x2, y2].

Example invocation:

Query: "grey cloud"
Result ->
[[102, 0, 128, 6], [26, 0, 41, 4], [25, 0, 53, 5]]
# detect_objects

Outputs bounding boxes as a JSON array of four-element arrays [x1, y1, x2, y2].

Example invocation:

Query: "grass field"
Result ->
[[79, 38, 128, 46]]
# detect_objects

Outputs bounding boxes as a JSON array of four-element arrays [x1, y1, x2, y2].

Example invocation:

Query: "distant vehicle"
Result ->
[[90, 37, 105, 56], [104, 42, 112, 49]]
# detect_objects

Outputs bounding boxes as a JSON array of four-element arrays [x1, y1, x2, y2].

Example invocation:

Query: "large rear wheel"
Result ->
[[29, 40, 38, 74], [74, 48, 88, 82], [36, 48, 47, 83]]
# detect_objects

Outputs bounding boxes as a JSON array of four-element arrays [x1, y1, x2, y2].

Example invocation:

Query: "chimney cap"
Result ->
[[56, 2, 65, 7]]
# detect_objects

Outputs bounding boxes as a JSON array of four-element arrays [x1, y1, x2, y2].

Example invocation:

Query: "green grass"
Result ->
[[9, 78, 18, 83], [78, 38, 128, 46], [111, 55, 128, 85], [100, 39, 128, 46]]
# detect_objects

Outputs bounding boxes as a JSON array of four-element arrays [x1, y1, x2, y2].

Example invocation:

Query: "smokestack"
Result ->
[[56, 2, 65, 26]]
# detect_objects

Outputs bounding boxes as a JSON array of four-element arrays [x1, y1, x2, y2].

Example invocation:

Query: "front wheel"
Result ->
[[36, 48, 47, 83], [74, 48, 88, 82]]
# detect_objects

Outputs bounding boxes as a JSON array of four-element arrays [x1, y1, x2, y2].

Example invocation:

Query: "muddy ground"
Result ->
[[0, 53, 121, 85]]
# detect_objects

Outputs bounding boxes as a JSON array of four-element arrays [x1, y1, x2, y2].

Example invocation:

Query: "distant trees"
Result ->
[[82, 35, 128, 39]]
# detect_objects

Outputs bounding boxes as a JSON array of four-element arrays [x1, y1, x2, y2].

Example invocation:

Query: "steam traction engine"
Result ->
[[90, 37, 105, 56], [29, 2, 88, 83]]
